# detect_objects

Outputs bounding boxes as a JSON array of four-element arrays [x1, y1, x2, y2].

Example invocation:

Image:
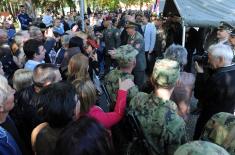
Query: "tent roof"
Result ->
[[163, 0, 235, 27]]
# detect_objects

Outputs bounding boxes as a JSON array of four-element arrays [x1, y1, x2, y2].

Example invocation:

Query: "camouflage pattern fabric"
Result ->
[[152, 59, 180, 87], [129, 92, 187, 155], [103, 27, 121, 50], [200, 112, 235, 155], [128, 31, 146, 71], [174, 140, 229, 155], [112, 45, 139, 68], [104, 68, 139, 110]]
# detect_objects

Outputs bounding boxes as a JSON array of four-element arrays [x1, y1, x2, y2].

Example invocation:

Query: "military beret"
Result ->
[[218, 21, 233, 31], [174, 141, 229, 155], [112, 45, 138, 67], [105, 16, 112, 21], [87, 39, 99, 49], [152, 59, 180, 87]]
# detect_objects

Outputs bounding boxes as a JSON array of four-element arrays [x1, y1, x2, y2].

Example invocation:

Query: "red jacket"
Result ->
[[88, 90, 127, 129]]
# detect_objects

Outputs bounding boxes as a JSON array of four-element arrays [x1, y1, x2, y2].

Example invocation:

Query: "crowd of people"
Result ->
[[1, 3, 235, 155]]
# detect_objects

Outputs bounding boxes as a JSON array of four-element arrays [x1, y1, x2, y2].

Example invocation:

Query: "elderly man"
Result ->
[[10, 63, 62, 154], [128, 59, 187, 154], [0, 75, 23, 155], [126, 22, 146, 89], [194, 43, 235, 140]]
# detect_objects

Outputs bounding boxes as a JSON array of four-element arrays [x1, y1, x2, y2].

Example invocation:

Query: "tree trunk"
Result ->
[[140, 0, 143, 10]]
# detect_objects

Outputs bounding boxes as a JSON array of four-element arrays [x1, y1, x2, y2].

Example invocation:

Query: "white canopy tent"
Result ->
[[163, 0, 235, 27], [162, 0, 235, 46]]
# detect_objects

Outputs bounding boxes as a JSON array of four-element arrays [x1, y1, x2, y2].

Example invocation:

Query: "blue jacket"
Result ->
[[142, 23, 157, 52], [17, 13, 32, 30], [0, 126, 22, 155]]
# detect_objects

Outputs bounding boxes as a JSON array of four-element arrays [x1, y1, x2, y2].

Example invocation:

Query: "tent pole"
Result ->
[[182, 20, 186, 47], [80, 0, 85, 31]]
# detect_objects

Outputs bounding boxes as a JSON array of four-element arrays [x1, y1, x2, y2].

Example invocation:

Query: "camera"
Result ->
[[193, 53, 208, 66]]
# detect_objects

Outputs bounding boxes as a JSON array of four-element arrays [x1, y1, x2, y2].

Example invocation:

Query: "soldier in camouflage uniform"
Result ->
[[102, 16, 121, 73], [126, 22, 147, 89], [174, 140, 229, 155], [128, 59, 187, 155], [200, 112, 235, 155], [105, 45, 139, 110]]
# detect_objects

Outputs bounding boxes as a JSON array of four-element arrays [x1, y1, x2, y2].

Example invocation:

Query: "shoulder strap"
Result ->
[[128, 111, 160, 155]]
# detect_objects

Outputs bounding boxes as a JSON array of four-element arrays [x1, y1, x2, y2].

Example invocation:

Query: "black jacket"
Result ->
[[195, 64, 235, 113]]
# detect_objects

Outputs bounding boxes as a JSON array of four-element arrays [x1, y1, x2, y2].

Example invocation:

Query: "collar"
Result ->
[[149, 92, 178, 110], [214, 64, 235, 74]]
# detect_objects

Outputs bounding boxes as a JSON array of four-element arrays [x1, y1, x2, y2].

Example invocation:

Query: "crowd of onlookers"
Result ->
[[1, 3, 235, 155]]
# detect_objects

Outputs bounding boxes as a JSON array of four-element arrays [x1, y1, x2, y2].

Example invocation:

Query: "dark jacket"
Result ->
[[60, 47, 81, 70], [194, 64, 235, 139], [195, 64, 235, 113], [17, 13, 32, 30]]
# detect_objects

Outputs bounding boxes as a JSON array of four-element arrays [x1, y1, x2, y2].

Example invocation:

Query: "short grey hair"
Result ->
[[61, 34, 71, 46], [164, 44, 188, 66], [13, 69, 33, 91], [0, 75, 9, 106], [208, 43, 233, 63], [14, 30, 30, 46]]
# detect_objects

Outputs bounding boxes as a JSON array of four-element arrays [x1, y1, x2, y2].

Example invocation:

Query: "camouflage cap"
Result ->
[[152, 59, 180, 87], [112, 45, 139, 67], [200, 112, 235, 154], [174, 141, 229, 155]]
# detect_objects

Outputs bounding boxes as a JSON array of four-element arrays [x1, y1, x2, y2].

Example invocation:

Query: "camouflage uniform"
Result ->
[[174, 140, 229, 155], [103, 26, 121, 50], [103, 26, 121, 72], [127, 24, 146, 88], [105, 45, 139, 110], [128, 59, 187, 155], [200, 112, 235, 155]]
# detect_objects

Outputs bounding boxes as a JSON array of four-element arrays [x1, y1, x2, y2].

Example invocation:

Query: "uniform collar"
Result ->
[[150, 92, 178, 110]]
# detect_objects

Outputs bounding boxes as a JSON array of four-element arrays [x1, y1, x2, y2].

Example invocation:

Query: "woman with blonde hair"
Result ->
[[73, 78, 134, 129], [67, 53, 90, 82]]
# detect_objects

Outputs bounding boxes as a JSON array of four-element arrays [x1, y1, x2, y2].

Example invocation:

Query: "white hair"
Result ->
[[208, 43, 233, 63], [0, 75, 9, 106]]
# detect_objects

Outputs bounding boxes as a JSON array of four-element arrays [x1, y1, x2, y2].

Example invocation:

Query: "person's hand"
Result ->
[[72, 24, 78, 32], [119, 78, 135, 91], [44, 27, 55, 38], [195, 61, 204, 73], [91, 52, 98, 61]]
